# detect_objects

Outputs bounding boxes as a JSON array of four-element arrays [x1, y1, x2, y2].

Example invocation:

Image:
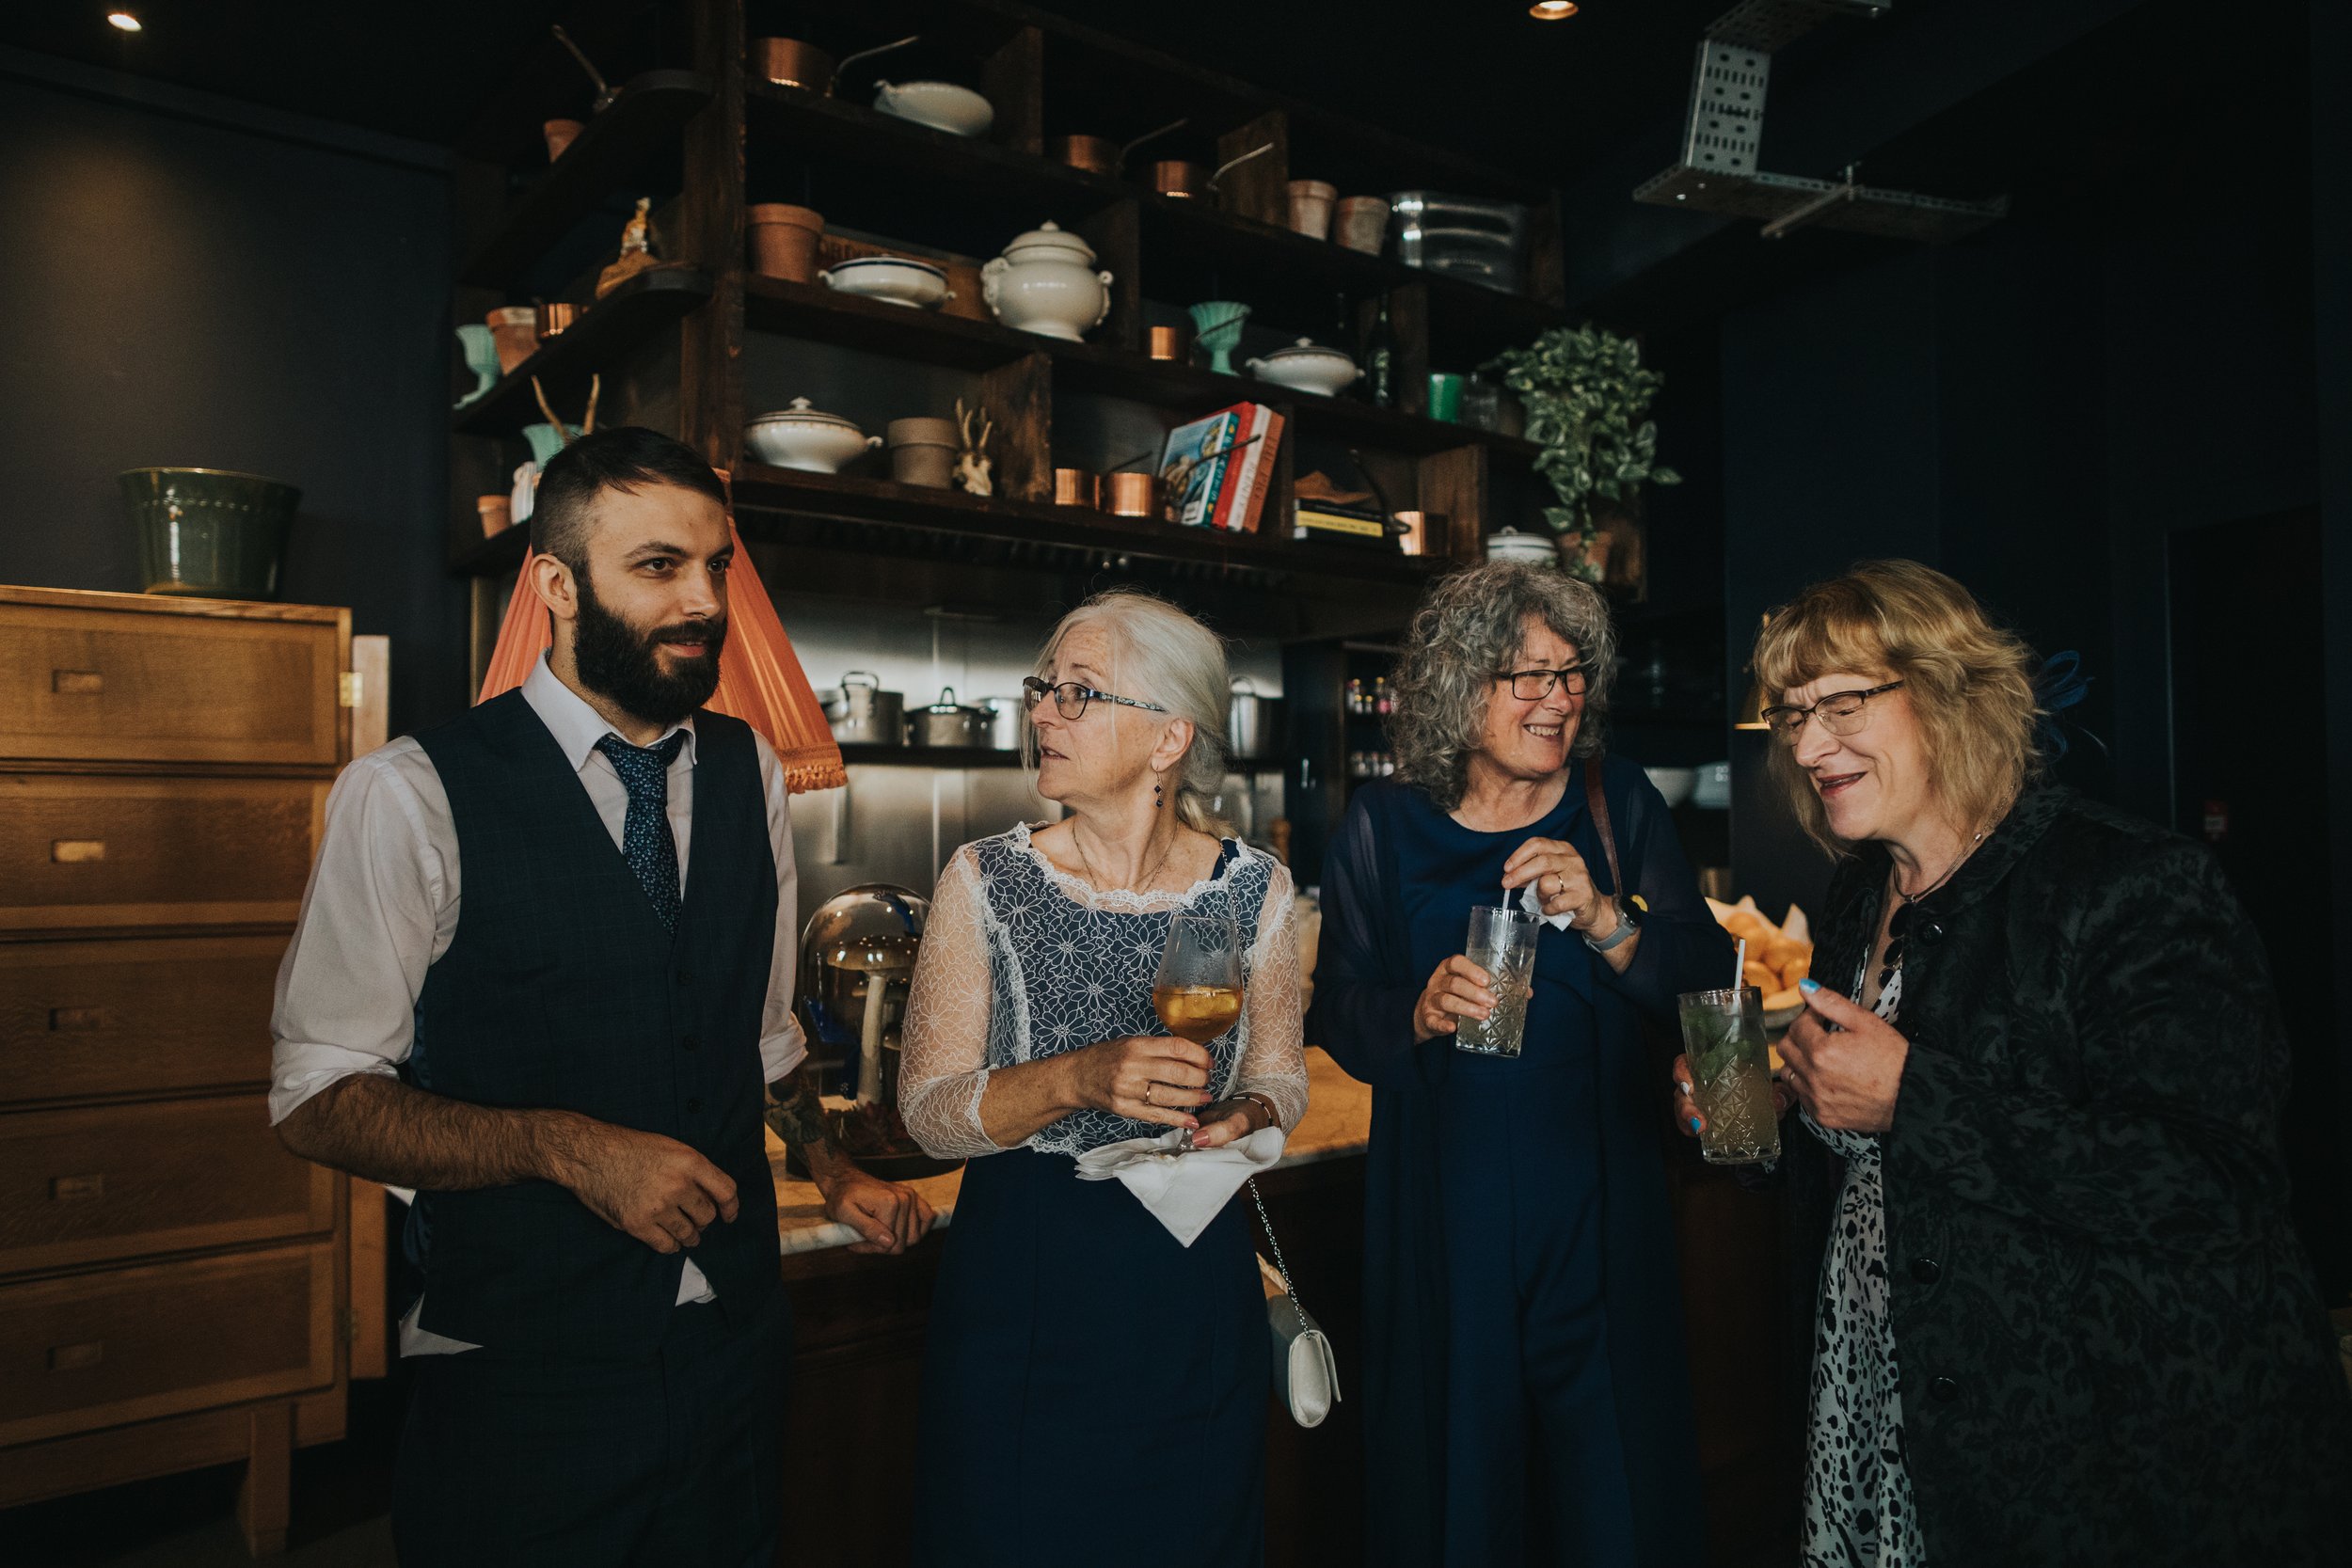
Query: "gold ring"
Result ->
[[1140, 1082, 1155, 1109]]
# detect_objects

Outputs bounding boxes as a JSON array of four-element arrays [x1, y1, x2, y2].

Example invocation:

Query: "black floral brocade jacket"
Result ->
[[1780, 784, 2352, 1567]]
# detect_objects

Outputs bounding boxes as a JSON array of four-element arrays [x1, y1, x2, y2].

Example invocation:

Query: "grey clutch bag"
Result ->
[[1250, 1180, 1341, 1428]]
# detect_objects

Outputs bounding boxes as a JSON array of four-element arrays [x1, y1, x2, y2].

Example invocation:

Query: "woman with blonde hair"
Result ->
[[898, 588, 1306, 1567], [1312, 561, 1730, 1566], [1675, 560, 2350, 1565]]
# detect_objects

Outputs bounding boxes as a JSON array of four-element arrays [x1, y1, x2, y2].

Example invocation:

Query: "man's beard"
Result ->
[[571, 565, 726, 727]]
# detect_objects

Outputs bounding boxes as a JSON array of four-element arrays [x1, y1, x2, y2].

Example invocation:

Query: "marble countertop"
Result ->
[[770, 1046, 1372, 1257]]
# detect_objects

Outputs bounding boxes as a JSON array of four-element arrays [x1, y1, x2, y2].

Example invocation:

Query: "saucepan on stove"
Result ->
[[912, 686, 989, 749], [822, 671, 903, 746]]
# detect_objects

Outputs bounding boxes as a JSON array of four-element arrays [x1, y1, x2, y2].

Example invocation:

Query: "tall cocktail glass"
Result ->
[[1454, 905, 1541, 1056], [1678, 986, 1781, 1164]]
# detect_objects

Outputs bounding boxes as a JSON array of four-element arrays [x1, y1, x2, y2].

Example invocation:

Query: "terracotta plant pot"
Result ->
[[1333, 197, 1391, 254], [747, 203, 825, 283], [1286, 179, 1337, 240], [543, 119, 584, 162], [886, 418, 959, 489], [478, 495, 513, 537], [485, 306, 538, 372]]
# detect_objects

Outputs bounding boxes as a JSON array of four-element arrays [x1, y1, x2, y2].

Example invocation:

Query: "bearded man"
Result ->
[[271, 426, 930, 1565]]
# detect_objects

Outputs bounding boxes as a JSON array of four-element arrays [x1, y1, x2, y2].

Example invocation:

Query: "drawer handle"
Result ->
[[51, 840, 105, 863], [49, 1341, 104, 1372], [52, 670, 105, 695], [52, 1174, 105, 1204], [50, 1006, 111, 1032]]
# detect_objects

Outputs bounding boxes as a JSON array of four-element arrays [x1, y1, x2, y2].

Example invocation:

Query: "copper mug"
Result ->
[[1147, 325, 1186, 362], [536, 302, 580, 338], [1149, 160, 1207, 199], [1052, 467, 1100, 508], [1048, 135, 1120, 174], [1104, 472, 1160, 516], [751, 37, 834, 91]]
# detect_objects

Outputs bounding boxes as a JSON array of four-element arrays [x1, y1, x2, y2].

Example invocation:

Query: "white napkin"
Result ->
[[1518, 883, 1577, 932], [1073, 1125, 1288, 1246]]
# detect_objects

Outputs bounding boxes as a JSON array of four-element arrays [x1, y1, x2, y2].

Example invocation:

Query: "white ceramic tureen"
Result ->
[[744, 399, 882, 473], [1246, 339, 1362, 397], [872, 81, 995, 137], [1485, 527, 1558, 564], [818, 255, 953, 310], [981, 222, 1114, 341]]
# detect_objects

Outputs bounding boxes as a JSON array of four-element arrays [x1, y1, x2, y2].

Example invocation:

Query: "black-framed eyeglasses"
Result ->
[[1494, 665, 1590, 702], [1757, 680, 1906, 744], [1021, 675, 1169, 721]]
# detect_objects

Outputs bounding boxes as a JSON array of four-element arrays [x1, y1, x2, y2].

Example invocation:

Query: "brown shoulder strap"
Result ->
[[1583, 755, 1624, 900]]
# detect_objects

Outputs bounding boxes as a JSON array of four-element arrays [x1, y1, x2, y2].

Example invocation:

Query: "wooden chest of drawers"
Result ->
[[0, 586, 357, 1556]]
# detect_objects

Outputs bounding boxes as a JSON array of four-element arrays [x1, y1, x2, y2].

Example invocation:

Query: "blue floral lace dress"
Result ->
[[898, 825, 1309, 1568]]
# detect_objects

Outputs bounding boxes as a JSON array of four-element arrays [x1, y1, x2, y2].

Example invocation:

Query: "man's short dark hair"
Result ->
[[531, 426, 728, 572]]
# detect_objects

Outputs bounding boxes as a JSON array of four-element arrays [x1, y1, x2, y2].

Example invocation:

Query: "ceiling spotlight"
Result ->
[[1530, 1, 1578, 17], [106, 10, 141, 29]]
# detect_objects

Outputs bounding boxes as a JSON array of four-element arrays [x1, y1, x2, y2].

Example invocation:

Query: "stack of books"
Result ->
[[1291, 499, 1395, 548], [1160, 404, 1285, 533]]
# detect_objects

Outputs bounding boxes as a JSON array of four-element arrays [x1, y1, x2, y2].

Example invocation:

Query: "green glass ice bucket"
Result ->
[[119, 467, 303, 599]]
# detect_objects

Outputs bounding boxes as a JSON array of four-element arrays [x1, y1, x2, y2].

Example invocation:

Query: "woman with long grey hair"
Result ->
[[1311, 561, 1729, 1566]]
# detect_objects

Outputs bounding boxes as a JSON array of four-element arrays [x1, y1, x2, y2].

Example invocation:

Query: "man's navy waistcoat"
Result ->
[[406, 689, 779, 1359]]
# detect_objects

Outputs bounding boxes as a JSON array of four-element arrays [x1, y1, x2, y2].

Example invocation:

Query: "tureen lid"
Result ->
[[750, 397, 862, 432], [1000, 220, 1097, 261], [1261, 338, 1350, 361]]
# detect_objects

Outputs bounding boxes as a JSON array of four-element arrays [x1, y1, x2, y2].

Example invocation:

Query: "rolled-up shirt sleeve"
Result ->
[[268, 744, 451, 1125], [752, 733, 807, 1085]]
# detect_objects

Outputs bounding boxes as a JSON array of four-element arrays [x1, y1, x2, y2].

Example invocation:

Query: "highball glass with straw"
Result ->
[[1454, 904, 1542, 1056], [1678, 985, 1781, 1164]]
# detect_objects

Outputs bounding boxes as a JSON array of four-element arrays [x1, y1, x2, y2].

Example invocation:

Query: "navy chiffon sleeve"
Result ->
[[1307, 787, 1439, 1092], [1591, 766, 1737, 1022]]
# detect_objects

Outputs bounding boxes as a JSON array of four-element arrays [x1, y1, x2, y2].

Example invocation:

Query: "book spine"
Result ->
[[1234, 406, 1284, 533], [1212, 404, 1259, 531]]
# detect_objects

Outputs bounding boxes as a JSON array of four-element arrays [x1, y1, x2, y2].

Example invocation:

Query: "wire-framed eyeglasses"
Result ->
[[1021, 675, 1169, 721], [1494, 665, 1590, 702], [1756, 680, 1906, 744]]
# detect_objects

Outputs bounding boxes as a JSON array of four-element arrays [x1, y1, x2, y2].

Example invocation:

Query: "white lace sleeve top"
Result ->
[[898, 824, 1309, 1160]]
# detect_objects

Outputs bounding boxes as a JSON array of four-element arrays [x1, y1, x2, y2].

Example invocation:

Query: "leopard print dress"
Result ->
[[1798, 962, 1925, 1568]]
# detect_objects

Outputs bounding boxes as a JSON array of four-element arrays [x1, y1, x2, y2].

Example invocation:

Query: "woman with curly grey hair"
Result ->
[[1310, 561, 1730, 1566]]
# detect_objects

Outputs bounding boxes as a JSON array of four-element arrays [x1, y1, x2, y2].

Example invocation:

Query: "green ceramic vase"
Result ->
[[119, 467, 303, 599]]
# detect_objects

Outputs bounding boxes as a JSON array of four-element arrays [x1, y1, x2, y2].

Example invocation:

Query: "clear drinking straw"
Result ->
[[1734, 936, 1747, 991]]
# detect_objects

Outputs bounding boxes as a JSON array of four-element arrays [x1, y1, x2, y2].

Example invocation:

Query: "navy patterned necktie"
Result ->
[[595, 731, 689, 933]]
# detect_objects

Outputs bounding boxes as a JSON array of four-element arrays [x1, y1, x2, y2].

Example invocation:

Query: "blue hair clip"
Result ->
[[2032, 650, 2104, 759]]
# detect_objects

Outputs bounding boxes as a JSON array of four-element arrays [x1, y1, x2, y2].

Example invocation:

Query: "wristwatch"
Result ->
[[1581, 897, 1640, 954]]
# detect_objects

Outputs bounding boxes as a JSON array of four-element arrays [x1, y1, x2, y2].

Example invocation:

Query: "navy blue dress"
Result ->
[[1310, 762, 1730, 1567], [908, 832, 1286, 1568]]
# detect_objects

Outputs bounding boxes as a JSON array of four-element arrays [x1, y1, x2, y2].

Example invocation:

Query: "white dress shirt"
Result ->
[[270, 653, 804, 1354]]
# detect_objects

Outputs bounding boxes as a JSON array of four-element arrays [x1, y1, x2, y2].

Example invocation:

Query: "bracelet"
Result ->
[[1231, 1090, 1280, 1131]]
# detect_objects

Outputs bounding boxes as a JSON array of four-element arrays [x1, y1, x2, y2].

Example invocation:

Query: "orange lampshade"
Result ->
[[477, 528, 847, 793]]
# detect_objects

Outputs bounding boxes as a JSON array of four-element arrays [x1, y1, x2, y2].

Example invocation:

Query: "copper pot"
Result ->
[[537, 302, 579, 337], [747, 202, 825, 283], [752, 37, 834, 91], [1147, 325, 1186, 362], [1048, 135, 1119, 174], [1149, 160, 1207, 199], [1104, 472, 1160, 516], [1052, 467, 1100, 508]]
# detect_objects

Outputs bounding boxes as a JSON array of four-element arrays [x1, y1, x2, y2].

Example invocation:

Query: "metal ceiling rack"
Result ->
[[1632, 0, 2009, 243]]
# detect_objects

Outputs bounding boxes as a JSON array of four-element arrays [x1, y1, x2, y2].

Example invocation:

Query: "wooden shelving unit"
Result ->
[[442, 0, 1570, 607]]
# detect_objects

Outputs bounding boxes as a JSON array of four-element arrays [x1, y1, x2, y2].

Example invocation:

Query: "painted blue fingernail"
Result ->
[[1687, 1116, 1702, 1132], [1799, 977, 1820, 994]]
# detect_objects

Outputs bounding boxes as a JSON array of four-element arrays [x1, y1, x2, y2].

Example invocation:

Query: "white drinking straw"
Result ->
[[1733, 936, 1747, 991]]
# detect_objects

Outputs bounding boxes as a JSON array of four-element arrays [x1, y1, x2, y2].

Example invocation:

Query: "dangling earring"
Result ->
[[1153, 779, 1165, 810]]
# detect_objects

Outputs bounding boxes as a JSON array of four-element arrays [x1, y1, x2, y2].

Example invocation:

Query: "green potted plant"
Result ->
[[1483, 325, 1680, 585]]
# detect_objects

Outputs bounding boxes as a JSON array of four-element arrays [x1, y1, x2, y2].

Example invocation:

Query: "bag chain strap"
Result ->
[[1248, 1179, 1304, 1316]]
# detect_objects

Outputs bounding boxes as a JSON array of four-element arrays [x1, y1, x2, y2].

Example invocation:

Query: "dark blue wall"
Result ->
[[0, 52, 464, 737]]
